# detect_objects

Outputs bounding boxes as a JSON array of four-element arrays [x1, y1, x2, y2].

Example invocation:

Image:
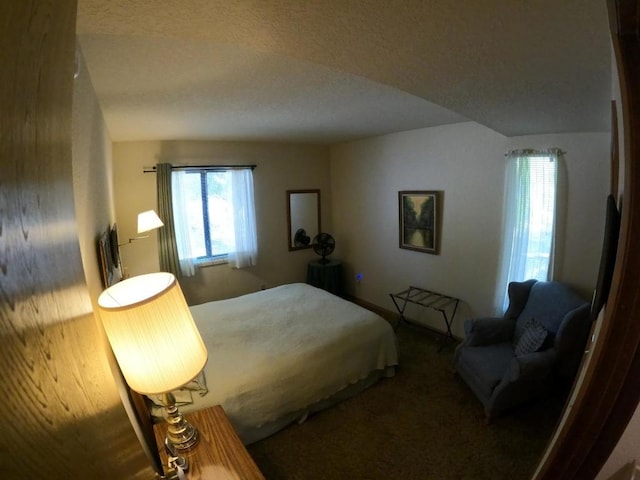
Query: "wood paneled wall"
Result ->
[[0, 2, 153, 478]]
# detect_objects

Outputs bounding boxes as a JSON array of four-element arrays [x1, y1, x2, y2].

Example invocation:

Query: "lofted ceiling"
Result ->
[[76, 0, 611, 144]]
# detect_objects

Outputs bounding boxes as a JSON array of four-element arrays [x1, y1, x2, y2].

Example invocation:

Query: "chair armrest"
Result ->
[[488, 348, 558, 416], [464, 317, 515, 346], [506, 348, 556, 381]]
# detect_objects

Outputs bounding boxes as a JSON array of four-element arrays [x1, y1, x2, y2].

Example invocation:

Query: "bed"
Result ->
[[148, 282, 398, 444]]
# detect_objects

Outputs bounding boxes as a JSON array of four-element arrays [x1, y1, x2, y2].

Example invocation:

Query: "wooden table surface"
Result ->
[[153, 405, 264, 479]]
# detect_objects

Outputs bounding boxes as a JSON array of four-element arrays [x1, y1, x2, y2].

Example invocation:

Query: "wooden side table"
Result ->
[[153, 405, 264, 479]]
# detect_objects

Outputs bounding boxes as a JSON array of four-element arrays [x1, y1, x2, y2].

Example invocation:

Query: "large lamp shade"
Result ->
[[98, 272, 207, 395]]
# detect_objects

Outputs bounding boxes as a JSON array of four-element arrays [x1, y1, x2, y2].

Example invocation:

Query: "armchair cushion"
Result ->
[[463, 317, 515, 346], [513, 317, 548, 357], [508, 348, 556, 381], [516, 281, 586, 337], [456, 343, 514, 400]]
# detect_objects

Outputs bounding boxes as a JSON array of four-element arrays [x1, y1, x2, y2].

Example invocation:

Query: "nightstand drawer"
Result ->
[[154, 405, 264, 479]]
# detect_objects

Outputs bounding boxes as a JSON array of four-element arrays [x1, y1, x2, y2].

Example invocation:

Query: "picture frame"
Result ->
[[398, 190, 442, 255], [98, 228, 113, 288], [109, 223, 121, 268], [98, 224, 122, 289]]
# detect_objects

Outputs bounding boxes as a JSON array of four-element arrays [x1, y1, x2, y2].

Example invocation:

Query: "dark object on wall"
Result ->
[[312, 232, 335, 264], [590, 194, 621, 318], [110, 223, 121, 267], [98, 225, 122, 288], [294, 228, 311, 247], [98, 227, 113, 288]]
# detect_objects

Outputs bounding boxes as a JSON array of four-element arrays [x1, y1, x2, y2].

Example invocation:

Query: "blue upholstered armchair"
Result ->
[[453, 280, 591, 420]]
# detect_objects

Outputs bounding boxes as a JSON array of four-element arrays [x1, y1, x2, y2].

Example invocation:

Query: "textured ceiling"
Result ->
[[76, 0, 611, 143]]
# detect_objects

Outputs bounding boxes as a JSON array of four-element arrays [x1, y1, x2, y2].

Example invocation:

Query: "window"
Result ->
[[171, 167, 257, 274], [495, 149, 561, 311], [175, 170, 234, 260]]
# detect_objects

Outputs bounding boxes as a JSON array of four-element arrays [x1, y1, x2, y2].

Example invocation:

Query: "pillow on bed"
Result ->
[[146, 371, 208, 408], [182, 371, 208, 393]]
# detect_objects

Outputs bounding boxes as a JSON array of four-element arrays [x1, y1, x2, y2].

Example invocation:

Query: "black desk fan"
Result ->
[[312, 233, 335, 264]]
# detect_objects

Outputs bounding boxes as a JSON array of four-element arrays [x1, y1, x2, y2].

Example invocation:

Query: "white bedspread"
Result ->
[[157, 283, 398, 439]]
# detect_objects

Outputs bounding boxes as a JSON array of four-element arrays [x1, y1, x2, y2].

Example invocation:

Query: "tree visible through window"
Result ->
[[495, 149, 561, 311], [178, 170, 235, 259], [171, 167, 257, 275]]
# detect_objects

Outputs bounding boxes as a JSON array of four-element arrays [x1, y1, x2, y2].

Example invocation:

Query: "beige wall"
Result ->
[[330, 122, 609, 338], [112, 140, 331, 305], [71, 49, 154, 478], [72, 49, 116, 302], [111, 123, 609, 338]]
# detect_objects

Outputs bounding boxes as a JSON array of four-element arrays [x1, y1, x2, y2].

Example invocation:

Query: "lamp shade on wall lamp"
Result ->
[[137, 209, 164, 234], [97, 272, 207, 395], [119, 210, 164, 247]]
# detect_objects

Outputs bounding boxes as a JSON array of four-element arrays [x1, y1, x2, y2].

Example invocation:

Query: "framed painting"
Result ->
[[398, 190, 442, 255]]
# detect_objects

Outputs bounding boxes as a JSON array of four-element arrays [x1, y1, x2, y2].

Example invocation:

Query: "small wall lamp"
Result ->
[[120, 210, 164, 246]]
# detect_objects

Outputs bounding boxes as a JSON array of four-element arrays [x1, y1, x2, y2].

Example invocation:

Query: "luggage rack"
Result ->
[[389, 286, 460, 340]]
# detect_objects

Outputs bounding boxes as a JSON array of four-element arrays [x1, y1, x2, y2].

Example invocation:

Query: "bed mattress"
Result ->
[[149, 283, 398, 444]]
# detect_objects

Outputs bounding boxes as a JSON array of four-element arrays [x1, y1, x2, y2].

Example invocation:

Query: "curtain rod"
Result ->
[[143, 164, 256, 173], [504, 148, 566, 157]]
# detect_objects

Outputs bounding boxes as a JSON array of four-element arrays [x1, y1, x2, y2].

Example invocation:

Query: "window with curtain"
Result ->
[[495, 149, 562, 312], [171, 167, 258, 275]]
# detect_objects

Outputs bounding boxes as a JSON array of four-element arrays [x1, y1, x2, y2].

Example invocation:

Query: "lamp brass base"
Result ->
[[163, 392, 199, 451]]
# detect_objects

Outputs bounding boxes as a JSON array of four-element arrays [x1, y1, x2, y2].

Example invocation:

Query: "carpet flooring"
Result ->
[[247, 322, 567, 480]]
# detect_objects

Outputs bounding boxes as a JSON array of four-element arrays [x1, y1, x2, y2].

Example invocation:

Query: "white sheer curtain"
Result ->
[[171, 170, 197, 276], [229, 169, 258, 268], [170, 167, 257, 272], [494, 149, 561, 313]]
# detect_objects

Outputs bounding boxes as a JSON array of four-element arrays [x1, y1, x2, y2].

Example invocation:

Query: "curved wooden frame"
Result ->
[[534, 1, 640, 478]]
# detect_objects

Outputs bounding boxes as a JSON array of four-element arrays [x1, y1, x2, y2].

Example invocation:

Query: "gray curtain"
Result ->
[[156, 163, 181, 275]]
